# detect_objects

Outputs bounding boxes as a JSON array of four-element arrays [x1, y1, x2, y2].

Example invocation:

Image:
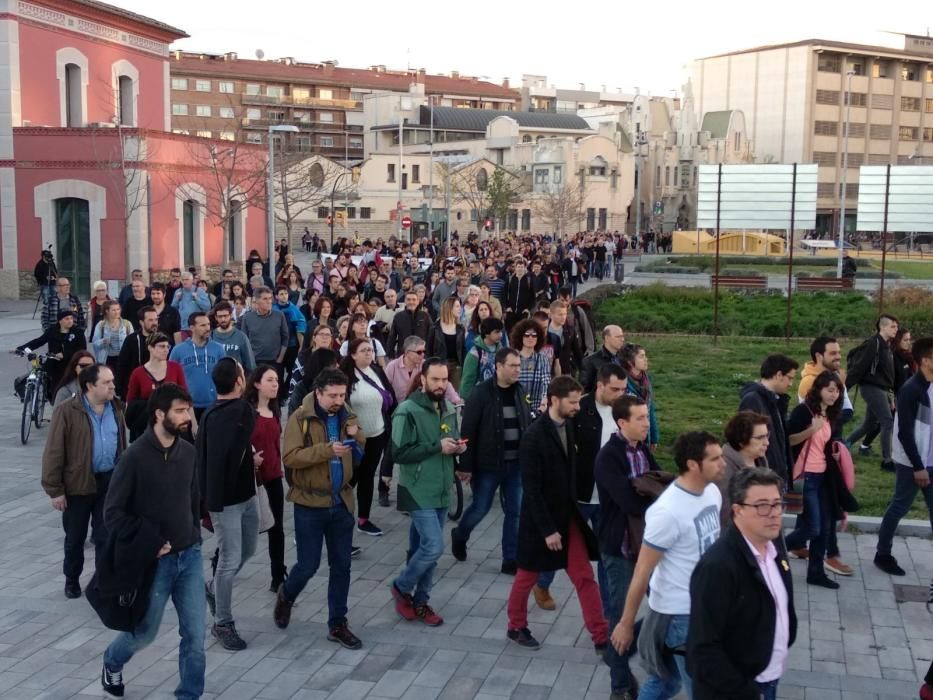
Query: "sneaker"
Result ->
[[64, 580, 81, 599], [391, 583, 417, 621], [610, 687, 638, 700], [414, 603, 443, 626], [378, 491, 390, 507], [327, 622, 363, 650], [824, 557, 854, 576], [880, 461, 896, 473], [500, 560, 517, 576], [212, 622, 247, 651], [806, 574, 840, 590], [874, 553, 906, 576], [789, 548, 809, 560], [273, 584, 293, 630], [101, 663, 124, 698], [858, 443, 872, 456], [205, 582, 215, 617], [351, 545, 362, 558], [357, 520, 383, 536], [507, 627, 541, 650], [594, 642, 608, 659], [532, 584, 556, 611], [451, 528, 467, 562]]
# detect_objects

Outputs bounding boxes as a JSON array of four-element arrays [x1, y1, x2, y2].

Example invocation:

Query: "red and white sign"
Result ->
[[401, 215, 412, 229]]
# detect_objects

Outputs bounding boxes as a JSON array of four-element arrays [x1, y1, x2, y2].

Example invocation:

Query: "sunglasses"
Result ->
[[523, 331, 538, 338], [409, 349, 426, 355]]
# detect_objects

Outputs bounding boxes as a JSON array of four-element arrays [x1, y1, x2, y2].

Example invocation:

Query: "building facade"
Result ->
[[692, 35, 933, 234]]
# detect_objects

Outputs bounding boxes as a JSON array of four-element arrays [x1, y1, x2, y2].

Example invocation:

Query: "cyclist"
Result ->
[[13, 309, 86, 399]]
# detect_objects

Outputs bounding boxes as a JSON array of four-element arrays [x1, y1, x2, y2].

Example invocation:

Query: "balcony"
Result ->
[[241, 92, 361, 109]]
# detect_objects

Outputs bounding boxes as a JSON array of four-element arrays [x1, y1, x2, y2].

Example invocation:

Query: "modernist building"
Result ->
[[0, 0, 268, 299], [692, 34, 933, 233], [169, 52, 518, 162]]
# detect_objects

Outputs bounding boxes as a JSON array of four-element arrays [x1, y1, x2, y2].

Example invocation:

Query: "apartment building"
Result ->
[[692, 34, 933, 233], [169, 52, 518, 161], [519, 74, 640, 113]]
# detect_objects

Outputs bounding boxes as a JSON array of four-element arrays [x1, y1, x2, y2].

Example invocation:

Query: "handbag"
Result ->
[[786, 407, 818, 515], [255, 479, 275, 534]]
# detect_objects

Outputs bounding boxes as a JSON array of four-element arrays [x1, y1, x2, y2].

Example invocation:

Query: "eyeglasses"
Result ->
[[750, 432, 771, 442], [739, 501, 784, 516], [408, 349, 426, 355], [523, 331, 538, 338]]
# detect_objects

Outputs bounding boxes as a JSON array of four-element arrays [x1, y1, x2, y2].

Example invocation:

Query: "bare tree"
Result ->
[[531, 179, 587, 235], [436, 160, 522, 234], [273, 153, 347, 237]]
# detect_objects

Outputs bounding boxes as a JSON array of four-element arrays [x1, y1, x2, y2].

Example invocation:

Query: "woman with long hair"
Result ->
[[281, 269, 304, 305], [621, 343, 659, 449], [719, 410, 771, 525], [335, 315, 351, 350], [460, 285, 481, 329], [244, 364, 288, 592], [341, 313, 387, 367], [785, 371, 846, 589], [465, 300, 494, 350], [125, 332, 188, 441], [427, 296, 465, 388], [53, 350, 95, 405], [510, 319, 551, 414], [340, 338, 395, 537], [91, 300, 131, 369]]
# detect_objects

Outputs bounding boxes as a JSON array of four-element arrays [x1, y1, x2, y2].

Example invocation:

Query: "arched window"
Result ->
[[65, 63, 82, 127], [182, 200, 196, 268], [118, 76, 134, 126], [475, 168, 488, 191], [308, 162, 325, 188], [522, 134, 532, 143], [57, 48, 89, 127], [589, 156, 608, 177], [227, 200, 242, 261]]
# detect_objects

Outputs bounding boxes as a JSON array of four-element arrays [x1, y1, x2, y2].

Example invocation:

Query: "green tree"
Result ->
[[486, 168, 521, 233]]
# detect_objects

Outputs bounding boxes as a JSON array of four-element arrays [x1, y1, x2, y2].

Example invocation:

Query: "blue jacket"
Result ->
[[275, 301, 307, 348], [170, 287, 211, 327], [892, 372, 932, 472], [169, 339, 225, 408]]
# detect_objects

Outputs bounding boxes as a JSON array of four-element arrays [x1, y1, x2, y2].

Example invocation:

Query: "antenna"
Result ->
[[255, 49, 264, 60]]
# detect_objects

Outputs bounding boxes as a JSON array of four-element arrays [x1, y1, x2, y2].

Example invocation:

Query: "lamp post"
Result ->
[[633, 129, 648, 238], [268, 124, 299, 274], [836, 69, 855, 278]]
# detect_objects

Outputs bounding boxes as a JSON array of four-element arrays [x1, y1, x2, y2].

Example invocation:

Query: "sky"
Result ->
[[120, 0, 931, 96]]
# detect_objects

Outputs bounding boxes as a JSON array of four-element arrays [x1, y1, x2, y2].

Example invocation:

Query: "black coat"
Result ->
[[572, 393, 608, 501], [549, 325, 583, 376], [196, 399, 256, 512], [387, 308, 432, 357], [687, 524, 797, 700], [505, 274, 534, 314], [738, 382, 791, 482], [459, 378, 532, 475], [426, 320, 466, 367], [579, 347, 622, 394], [517, 414, 600, 571]]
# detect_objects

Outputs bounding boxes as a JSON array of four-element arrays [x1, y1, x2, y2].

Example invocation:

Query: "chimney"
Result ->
[[370, 65, 386, 73], [224, 52, 237, 61], [323, 60, 336, 74], [502, 77, 510, 89], [280, 57, 294, 66], [416, 68, 426, 83], [450, 70, 459, 80]]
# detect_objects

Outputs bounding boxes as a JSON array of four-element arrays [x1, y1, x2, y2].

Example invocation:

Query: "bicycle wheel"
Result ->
[[447, 478, 464, 522], [34, 381, 47, 429], [20, 382, 34, 444]]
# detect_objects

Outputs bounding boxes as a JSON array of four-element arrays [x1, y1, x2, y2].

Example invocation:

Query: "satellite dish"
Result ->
[[255, 49, 265, 60]]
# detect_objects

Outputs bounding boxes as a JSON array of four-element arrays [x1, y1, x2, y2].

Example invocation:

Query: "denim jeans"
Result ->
[[847, 384, 894, 462], [537, 503, 610, 611], [877, 464, 933, 556], [454, 466, 521, 561], [209, 498, 258, 625], [283, 503, 354, 628], [639, 613, 692, 700], [784, 472, 831, 579], [395, 507, 447, 605], [104, 545, 206, 700], [601, 553, 639, 694], [757, 679, 778, 700]]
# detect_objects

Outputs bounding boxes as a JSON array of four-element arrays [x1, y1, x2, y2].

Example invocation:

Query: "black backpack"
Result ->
[[846, 336, 879, 387]]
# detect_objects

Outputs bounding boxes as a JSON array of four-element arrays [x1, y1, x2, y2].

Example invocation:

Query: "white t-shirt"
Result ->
[[583, 401, 617, 504], [643, 481, 722, 615]]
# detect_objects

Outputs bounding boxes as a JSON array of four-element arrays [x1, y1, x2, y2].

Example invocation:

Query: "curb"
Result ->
[[783, 513, 930, 537]]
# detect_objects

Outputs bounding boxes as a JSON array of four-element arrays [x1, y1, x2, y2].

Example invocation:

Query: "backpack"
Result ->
[[846, 336, 879, 387]]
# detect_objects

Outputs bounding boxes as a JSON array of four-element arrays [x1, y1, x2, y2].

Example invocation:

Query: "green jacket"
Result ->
[[458, 336, 502, 401], [391, 390, 460, 511]]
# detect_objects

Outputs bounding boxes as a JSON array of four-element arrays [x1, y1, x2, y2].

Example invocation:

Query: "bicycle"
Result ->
[[15, 350, 49, 444]]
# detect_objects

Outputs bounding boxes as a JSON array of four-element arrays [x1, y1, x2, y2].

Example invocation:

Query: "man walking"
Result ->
[[505, 376, 609, 652], [611, 431, 724, 699], [197, 358, 257, 651], [170, 312, 225, 421], [687, 468, 796, 700], [171, 271, 211, 329], [738, 354, 798, 482], [149, 282, 182, 346], [115, 306, 158, 398], [100, 384, 205, 700], [846, 314, 899, 472], [504, 259, 534, 331], [211, 301, 256, 372], [452, 348, 532, 574], [274, 286, 307, 398], [239, 286, 289, 372], [547, 300, 583, 377], [387, 291, 432, 357], [121, 280, 152, 333], [874, 336, 933, 576], [579, 325, 626, 394], [274, 369, 365, 649], [41, 364, 126, 599], [42, 277, 85, 333], [431, 265, 458, 315], [390, 358, 466, 627]]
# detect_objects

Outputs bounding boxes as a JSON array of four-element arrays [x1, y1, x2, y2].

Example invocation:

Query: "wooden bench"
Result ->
[[710, 274, 767, 290], [796, 277, 854, 291]]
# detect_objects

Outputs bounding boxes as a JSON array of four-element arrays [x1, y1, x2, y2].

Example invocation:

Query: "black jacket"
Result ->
[[505, 274, 534, 315], [572, 393, 611, 501], [426, 320, 466, 367], [196, 398, 256, 512], [530, 271, 550, 300], [579, 346, 623, 394], [459, 378, 532, 475], [549, 325, 583, 376], [846, 334, 895, 391], [387, 308, 432, 357], [687, 525, 797, 700], [517, 414, 600, 571], [738, 382, 791, 482], [593, 433, 661, 557], [115, 332, 150, 398]]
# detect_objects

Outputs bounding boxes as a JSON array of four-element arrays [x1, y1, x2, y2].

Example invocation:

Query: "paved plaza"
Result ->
[[0, 297, 929, 700]]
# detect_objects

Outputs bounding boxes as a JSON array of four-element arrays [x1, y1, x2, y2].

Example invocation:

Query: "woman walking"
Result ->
[[124, 332, 187, 441], [244, 365, 288, 592], [52, 350, 95, 405], [91, 300, 132, 370], [427, 297, 465, 389], [621, 343, 659, 450], [510, 319, 552, 415]]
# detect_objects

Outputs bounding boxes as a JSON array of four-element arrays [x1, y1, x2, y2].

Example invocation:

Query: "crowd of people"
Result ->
[[23, 231, 933, 700]]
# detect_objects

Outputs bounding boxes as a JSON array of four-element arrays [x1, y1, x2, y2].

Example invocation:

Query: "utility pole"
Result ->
[[837, 69, 855, 278]]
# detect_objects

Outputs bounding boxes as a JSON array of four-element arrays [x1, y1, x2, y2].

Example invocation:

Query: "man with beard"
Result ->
[[115, 307, 158, 399], [149, 282, 181, 346], [386, 291, 432, 358], [100, 384, 204, 700], [211, 301, 256, 372]]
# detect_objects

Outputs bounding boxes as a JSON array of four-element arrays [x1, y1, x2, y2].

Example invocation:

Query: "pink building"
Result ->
[[0, 0, 267, 298]]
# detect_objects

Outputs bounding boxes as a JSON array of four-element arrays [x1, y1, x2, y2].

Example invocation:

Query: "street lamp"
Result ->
[[633, 128, 648, 238], [268, 124, 299, 275], [836, 69, 855, 278]]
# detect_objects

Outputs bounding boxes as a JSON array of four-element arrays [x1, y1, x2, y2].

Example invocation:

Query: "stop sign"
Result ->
[[401, 215, 412, 229]]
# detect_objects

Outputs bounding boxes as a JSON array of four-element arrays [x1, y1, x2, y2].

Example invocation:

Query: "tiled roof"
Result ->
[[424, 106, 592, 132], [68, 0, 188, 38], [172, 54, 518, 99]]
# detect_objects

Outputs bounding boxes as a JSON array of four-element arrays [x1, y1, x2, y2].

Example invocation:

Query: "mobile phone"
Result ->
[[342, 439, 357, 447]]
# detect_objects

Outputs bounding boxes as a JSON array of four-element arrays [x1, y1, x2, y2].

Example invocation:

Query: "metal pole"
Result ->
[[398, 95, 403, 239], [786, 163, 797, 342], [428, 96, 435, 239], [878, 164, 891, 313], [837, 70, 854, 278], [267, 126, 275, 275], [445, 165, 451, 243], [634, 132, 642, 237], [713, 163, 722, 342]]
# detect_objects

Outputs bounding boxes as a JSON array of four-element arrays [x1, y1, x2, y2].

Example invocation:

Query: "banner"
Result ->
[[697, 164, 818, 229]]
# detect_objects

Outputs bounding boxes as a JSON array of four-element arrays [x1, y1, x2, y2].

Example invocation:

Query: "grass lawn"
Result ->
[[864, 259, 933, 280], [623, 334, 928, 521]]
